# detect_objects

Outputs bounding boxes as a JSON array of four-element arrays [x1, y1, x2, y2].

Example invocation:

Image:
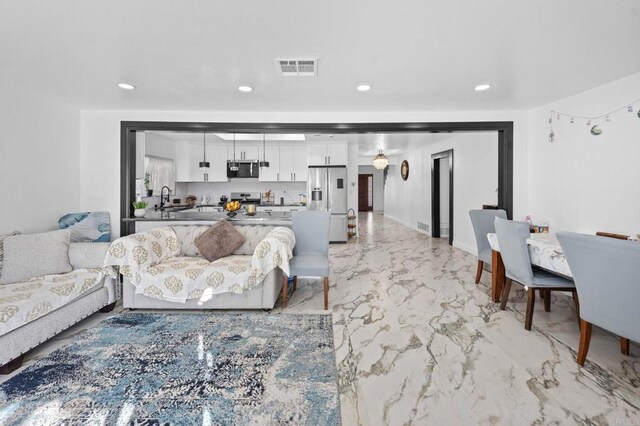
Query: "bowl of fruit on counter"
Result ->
[[223, 200, 242, 217]]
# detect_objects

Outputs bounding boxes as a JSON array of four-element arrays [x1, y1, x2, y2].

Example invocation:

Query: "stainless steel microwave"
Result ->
[[227, 160, 259, 178]]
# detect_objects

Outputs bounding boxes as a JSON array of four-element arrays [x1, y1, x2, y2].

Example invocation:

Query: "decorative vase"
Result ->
[[146, 189, 153, 197], [134, 209, 146, 218]]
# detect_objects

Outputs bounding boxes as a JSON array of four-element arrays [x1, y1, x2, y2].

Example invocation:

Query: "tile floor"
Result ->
[[2, 212, 639, 425]]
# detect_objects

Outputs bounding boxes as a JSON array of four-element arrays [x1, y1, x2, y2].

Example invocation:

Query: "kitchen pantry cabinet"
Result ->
[[176, 141, 228, 182], [227, 143, 259, 161], [259, 144, 307, 182], [307, 141, 347, 166]]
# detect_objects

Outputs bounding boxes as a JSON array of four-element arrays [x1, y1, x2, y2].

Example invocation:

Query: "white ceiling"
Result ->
[[9, 0, 636, 111]]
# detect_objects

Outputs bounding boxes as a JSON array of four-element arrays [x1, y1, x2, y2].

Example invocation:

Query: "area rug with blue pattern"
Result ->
[[0, 313, 340, 425]]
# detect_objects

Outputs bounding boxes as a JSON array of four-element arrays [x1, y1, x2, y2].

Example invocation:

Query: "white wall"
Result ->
[[384, 132, 499, 254], [79, 110, 528, 237], [528, 72, 640, 236], [0, 90, 80, 235], [144, 132, 176, 160], [357, 165, 384, 211]]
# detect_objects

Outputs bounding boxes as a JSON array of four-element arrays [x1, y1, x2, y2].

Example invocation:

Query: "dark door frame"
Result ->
[[358, 173, 374, 211], [431, 149, 454, 245], [120, 121, 513, 236]]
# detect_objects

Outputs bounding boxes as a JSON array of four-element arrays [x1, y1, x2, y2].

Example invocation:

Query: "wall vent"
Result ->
[[276, 58, 318, 76], [417, 222, 429, 232]]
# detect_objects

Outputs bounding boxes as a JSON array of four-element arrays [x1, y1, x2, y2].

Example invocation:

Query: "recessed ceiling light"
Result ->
[[474, 84, 491, 91], [238, 85, 253, 92], [357, 84, 372, 92], [117, 83, 136, 90]]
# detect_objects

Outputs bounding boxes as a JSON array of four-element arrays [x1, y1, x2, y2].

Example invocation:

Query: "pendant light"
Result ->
[[199, 132, 210, 169], [259, 133, 270, 168], [372, 149, 389, 170], [229, 133, 239, 171]]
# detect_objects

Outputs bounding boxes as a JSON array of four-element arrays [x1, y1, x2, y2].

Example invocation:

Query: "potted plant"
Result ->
[[132, 201, 148, 218], [144, 172, 153, 196]]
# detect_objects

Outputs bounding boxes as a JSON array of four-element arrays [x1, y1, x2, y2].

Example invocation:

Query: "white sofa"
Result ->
[[0, 243, 117, 373], [115, 225, 289, 310]]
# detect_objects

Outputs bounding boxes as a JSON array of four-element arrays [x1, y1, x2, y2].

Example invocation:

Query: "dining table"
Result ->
[[486, 232, 572, 302]]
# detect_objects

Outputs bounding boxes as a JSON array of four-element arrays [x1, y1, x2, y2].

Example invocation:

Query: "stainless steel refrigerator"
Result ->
[[307, 166, 348, 243]]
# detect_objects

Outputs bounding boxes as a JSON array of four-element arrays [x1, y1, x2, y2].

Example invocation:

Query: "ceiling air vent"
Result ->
[[276, 58, 318, 77]]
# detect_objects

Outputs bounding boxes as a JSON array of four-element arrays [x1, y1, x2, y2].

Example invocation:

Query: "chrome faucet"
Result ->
[[160, 186, 171, 210]]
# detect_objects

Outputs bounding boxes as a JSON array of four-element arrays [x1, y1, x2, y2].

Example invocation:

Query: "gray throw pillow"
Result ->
[[0, 231, 21, 280], [0, 229, 73, 284], [194, 220, 246, 262]]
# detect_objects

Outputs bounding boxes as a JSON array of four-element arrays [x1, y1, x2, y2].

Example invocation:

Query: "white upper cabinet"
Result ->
[[259, 143, 307, 181], [308, 143, 328, 166], [326, 142, 348, 165], [176, 141, 228, 182], [307, 141, 347, 166], [206, 143, 229, 181], [258, 144, 280, 182], [228, 143, 259, 161], [292, 145, 308, 181]]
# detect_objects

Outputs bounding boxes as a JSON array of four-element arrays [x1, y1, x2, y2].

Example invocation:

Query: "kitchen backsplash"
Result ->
[[167, 181, 307, 205]]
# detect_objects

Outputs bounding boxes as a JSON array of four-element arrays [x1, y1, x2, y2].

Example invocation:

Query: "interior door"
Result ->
[[358, 174, 373, 211]]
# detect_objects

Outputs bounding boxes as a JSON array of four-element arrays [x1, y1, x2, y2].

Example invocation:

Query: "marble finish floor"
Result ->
[[3, 212, 639, 425]]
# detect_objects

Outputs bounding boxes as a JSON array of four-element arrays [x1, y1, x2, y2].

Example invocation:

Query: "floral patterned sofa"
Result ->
[[104, 225, 295, 310]]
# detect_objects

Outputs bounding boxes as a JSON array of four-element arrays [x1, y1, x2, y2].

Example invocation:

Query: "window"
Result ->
[[368, 176, 373, 208], [144, 155, 175, 192]]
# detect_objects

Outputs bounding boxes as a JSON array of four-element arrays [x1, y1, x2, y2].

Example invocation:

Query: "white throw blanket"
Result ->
[[0, 268, 105, 335], [104, 226, 295, 303]]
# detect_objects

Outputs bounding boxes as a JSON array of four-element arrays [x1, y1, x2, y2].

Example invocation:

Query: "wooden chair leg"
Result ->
[[323, 277, 329, 310], [475, 260, 483, 284], [499, 278, 512, 310], [293, 276, 298, 291], [621, 337, 630, 356], [281, 274, 288, 308], [491, 250, 505, 302], [524, 288, 536, 331], [577, 320, 592, 366], [543, 289, 551, 312], [499, 278, 512, 311]]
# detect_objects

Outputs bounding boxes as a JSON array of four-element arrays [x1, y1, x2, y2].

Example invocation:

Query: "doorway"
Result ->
[[431, 149, 454, 245], [358, 174, 374, 211]]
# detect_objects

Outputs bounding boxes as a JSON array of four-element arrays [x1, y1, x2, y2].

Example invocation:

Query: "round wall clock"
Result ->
[[400, 160, 409, 181]]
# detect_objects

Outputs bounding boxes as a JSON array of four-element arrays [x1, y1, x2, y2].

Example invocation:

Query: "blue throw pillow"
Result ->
[[58, 211, 111, 243]]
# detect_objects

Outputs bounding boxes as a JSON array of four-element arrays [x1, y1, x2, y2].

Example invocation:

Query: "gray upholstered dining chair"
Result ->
[[494, 217, 577, 330], [469, 209, 507, 284], [557, 232, 640, 366], [284, 211, 331, 310]]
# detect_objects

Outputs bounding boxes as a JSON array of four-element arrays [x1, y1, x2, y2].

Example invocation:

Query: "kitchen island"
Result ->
[[123, 210, 293, 233]]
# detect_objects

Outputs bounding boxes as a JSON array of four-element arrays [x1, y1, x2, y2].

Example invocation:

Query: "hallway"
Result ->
[[289, 212, 640, 425]]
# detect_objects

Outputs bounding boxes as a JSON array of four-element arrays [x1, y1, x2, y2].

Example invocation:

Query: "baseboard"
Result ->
[[453, 240, 476, 256], [383, 214, 431, 236]]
